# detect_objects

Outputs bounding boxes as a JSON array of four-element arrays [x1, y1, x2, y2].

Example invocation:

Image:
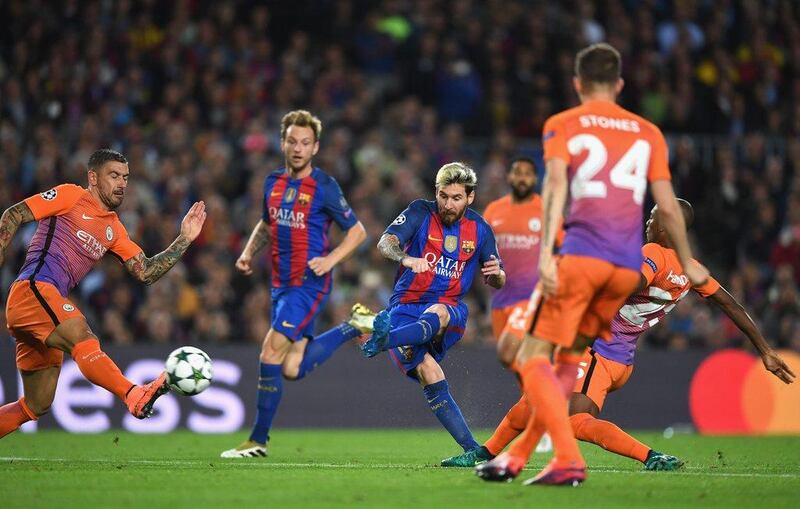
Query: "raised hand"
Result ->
[[180, 201, 207, 242], [762, 350, 797, 384]]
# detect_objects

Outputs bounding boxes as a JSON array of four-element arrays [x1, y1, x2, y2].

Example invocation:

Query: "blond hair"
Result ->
[[280, 110, 322, 141], [435, 162, 477, 194]]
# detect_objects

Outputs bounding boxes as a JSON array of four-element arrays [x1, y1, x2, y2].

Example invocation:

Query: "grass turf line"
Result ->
[[1, 430, 798, 509]]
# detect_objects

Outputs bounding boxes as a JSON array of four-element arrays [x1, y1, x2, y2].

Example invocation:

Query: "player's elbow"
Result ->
[[351, 222, 367, 245]]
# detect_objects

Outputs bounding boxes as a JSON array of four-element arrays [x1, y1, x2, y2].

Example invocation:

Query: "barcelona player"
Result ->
[[469, 199, 795, 470], [361, 162, 505, 462], [440, 156, 562, 467], [476, 43, 708, 486], [0, 149, 206, 438], [221, 110, 369, 458]]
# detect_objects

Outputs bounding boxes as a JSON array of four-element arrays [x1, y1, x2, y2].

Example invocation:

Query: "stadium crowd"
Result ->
[[1, 0, 798, 353]]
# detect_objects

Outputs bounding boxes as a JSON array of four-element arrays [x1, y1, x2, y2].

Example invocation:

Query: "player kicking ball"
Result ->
[[465, 199, 795, 473], [0, 149, 206, 437], [361, 162, 506, 463]]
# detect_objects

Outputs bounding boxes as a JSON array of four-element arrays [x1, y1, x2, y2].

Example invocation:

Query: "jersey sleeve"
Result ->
[[647, 128, 672, 182], [482, 201, 497, 225], [691, 261, 721, 297], [640, 243, 665, 286], [262, 176, 271, 222], [109, 221, 143, 263], [478, 222, 501, 265], [321, 177, 358, 230], [542, 115, 569, 163], [384, 200, 426, 246], [23, 184, 85, 220]]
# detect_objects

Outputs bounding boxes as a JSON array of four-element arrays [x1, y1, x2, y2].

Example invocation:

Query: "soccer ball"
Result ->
[[165, 346, 213, 396]]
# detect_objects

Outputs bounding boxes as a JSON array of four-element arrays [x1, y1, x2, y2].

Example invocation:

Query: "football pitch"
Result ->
[[1, 430, 798, 509]]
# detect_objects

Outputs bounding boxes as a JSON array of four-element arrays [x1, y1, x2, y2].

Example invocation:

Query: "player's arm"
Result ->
[[308, 221, 367, 276], [707, 286, 796, 384], [538, 157, 568, 296], [236, 219, 271, 276], [124, 201, 206, 285], [479, 222, 505, 289], [377, 233, 428, 273], [0, 201, 35, 266]]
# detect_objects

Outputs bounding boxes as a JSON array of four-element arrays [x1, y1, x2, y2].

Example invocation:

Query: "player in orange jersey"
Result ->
[[476, 43, 708, 486], [0, 149, 206, 438], [440, 156, 561, 467], [468, 199, 795, 472]]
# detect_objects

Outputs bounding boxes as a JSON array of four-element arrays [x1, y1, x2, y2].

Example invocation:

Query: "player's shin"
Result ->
[[0, 397, 37, 439], [484, 396, 530, 456], [295, 323, 361, 380], [250, 363, 283, 445], [386, 312, 441, 348], [423, 380, 480, 452], [570, 413, 650, 463], [71, 339, 135, 401], [519, 357, 584, 468]]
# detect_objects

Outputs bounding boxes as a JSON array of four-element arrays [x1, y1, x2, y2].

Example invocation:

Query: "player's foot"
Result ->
[[521, 459, 586, 487], [125, 372, 170, 419], [348, 303, 377, 333], [644, 450, 684, 471], [220, 440, 268, 458], [361, 309, 390, 358], [441, 445, 494, 467], [474, 452, 526, 482]]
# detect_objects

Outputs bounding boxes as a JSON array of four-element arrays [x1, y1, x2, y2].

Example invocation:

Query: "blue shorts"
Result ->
[[271, 287, 330, 341], [386, 302, 468, 380]]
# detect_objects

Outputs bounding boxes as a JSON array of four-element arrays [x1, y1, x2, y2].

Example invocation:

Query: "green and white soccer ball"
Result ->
[[165, 346, 213, 396]]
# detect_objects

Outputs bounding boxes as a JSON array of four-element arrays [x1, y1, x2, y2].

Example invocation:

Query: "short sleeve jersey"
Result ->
[[594, 243, 721, 365], [543, 100, 671, 270], [483, 194, 564, 309], [16, 184, 143, 296], [262, 167, 357, 293], [385, 200, 500, 307]]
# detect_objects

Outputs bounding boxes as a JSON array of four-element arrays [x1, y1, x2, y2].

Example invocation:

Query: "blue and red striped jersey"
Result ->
[[262, 167, 357, 292], [385, 200, 500, 307]]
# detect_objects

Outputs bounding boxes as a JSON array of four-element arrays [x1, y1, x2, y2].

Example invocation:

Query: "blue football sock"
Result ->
[[295, 323, 361, 380], [423, 380, 479, 452], [249, 363, 283, 445], [386, 312, 441, 348]]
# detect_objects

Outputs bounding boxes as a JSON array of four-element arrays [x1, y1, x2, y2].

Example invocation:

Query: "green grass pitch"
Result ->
[[1, 430, 798, 508]]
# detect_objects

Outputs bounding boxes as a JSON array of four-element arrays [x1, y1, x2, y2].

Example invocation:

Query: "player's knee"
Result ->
[[569, 413, 593, 436], [281, 364, 300, 381], [415, 359, 445, 386], [423, 304, 450, 328]]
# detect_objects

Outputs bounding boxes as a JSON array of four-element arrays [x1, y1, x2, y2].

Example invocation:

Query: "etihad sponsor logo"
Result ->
[[423, 252, 466, 279], [269, 207, 306, 229], [496, 233, 539, 250], [76, 230, 108, 259], [666, 270, 688, 287]]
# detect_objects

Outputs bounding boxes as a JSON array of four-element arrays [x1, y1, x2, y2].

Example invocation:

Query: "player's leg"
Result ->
[[362, 303, 448, 357], [0, 366, 59, 438], [416, 354, 482, 455], [287, 303, 376, 380]]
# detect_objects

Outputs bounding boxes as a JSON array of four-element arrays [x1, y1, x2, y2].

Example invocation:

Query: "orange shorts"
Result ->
[[573, 349, 634, 410], [5, 280, 84, 371], [491, 299, 530, 339], [530, 255, 639, 348]]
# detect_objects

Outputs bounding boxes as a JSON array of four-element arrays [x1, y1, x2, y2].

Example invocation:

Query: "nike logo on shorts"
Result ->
[[281, 321, 295, 328]]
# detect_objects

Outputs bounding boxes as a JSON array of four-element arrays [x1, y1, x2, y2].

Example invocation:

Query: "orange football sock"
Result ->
[[71, 339, 135, 401], [518, 357, 584, 468], [570, 413, 650, 463], [0, 397, 37, 439], [484, 396, 529, 456]]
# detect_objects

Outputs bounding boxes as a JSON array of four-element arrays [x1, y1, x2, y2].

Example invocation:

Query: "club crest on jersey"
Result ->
[[444, 235, 458, 253], [298, 192, 311, 206], [284, 188, 297, 203], [40, 188, 57, 201], [461, 240, 475, 253], [106, 226, 113, 241], [528, 218, 541, 232]]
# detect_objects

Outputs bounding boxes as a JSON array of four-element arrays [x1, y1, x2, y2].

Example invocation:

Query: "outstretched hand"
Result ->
[[762, 350, 796, 384], [180, 201, 207, 242]]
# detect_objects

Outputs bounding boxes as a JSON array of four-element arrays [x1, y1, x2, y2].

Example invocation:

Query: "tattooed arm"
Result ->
[[538, 158, 569, 296], [124, 201, 207, 285], [0, 202, 35, 267], [378, 233, 429, 273], [235, 219, 271, 276]]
